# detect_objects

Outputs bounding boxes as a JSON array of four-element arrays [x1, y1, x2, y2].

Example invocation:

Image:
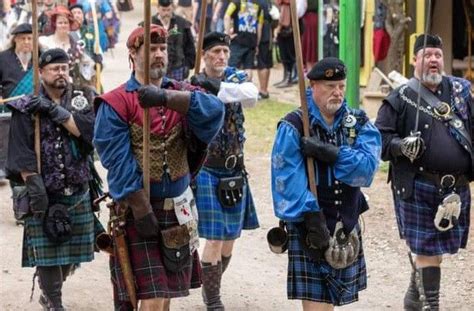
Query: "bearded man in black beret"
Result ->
[[5, 48, 102, 310], [376, 34, 474, 310]]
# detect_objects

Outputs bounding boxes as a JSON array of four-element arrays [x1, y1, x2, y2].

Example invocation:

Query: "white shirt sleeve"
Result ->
[[217, 81, 259, 106], [296, 0, 307, 18]]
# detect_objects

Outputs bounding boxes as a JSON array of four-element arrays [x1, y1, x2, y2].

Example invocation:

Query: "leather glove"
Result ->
[[27, 95, 72, 124], [125, 189, 160, 239], [25, 174, 49, 218], [190, 74, 221, 95], [304, 211, 330, 250], [300, 136, 340, 165], [137, 85, 168, 108]]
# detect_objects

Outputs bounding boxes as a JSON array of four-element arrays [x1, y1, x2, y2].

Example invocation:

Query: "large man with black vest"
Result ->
[[152, 0, 195, 81], [271, 57, 381, 309], [375, 34, 473, 310]]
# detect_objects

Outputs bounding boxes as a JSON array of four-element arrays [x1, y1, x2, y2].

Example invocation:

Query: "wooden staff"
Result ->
[[143, 0, 151, 197], [194, 0, 208, 73], [32, 0, 41, 173], [0, 94, 25, 104], [89, 0, 102, 92], [289, 0, 317, 195]]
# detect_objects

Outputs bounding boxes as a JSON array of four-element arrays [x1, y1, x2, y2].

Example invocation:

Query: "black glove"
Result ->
[[137, 85, 168, 108], [190, 74, 221, 95], [125, 190, 160, 239], [134, 212, 160, 239], [25, 174, 49, 218], [27, 95, 72, 124], [300, 136, 340, 165], [304, 211, 330, 250]]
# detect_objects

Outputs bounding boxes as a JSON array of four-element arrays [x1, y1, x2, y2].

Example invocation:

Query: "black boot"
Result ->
[[404, 270, 421, 310], [418, 267, 441, 311], [289, 64, 298, 84], [37, 266, 65, 311], [201, 262, 225, 311], [275, 68, 293, 89], [221, 255, 232, 275], [273, 68, 289, 87]]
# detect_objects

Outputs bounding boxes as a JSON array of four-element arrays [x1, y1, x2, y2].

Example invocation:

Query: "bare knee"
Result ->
[[221, 240, 235, 257], [302, 300, 334, 311], [416, 255, 442, 267], [202, 240, 224, 264], [140, 298, 166, 311]]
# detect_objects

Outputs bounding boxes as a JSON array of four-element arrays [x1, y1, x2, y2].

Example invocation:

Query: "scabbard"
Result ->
[[110, 203, 138, 309]]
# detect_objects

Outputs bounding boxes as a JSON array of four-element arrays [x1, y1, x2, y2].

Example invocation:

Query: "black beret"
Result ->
[[203, 31, 230, 51], [69, 4, 84, 11], [158, 0, 172, 6], [307, 57, 347, 81], [413, 34, 443, 55], [39, 48, 70, 68], [11, 23, 32, 35]]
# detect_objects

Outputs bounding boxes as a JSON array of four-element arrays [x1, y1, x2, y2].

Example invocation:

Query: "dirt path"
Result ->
[[1, 2, 473, 310]]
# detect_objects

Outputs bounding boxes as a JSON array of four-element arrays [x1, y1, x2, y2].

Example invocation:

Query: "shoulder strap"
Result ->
[[406, 78, 472, 152], [281, 109, 303, 135]]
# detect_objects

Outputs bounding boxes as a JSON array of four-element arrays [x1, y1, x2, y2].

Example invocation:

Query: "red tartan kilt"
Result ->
[[110, 206, 202, 302]]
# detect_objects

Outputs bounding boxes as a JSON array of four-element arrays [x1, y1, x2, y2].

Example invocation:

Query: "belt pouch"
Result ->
[[217, 175, 245, 208], [160, 224, 191, 273]]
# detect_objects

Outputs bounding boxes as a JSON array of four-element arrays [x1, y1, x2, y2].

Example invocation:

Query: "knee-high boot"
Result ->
[[37, 266, 65, 311], [417, 267, 441, 311], [201, 262, 224, 311], [273, 67, 289, 87], [404, 270, 421, 310]]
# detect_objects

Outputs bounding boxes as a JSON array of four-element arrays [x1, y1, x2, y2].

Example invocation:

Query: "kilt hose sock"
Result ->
[[221, 255, 232, 274], [37, 266, 65, 310], [201, 261, 225, 311]]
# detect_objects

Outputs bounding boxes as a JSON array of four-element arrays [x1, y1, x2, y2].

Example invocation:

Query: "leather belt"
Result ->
[[204, 154, 244, 170], [150, 197, 175, 210], [417, 171, 469, 189]]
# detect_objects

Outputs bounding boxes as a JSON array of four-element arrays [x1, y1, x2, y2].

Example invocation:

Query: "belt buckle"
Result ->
[[224, 155, 237, 170], [440, 174, 455, 188], [163, 198, 174, 211]]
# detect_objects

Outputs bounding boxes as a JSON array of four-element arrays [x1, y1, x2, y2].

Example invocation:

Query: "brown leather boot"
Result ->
[[37, 266, 65, 311], [201, 262, 225, 311]]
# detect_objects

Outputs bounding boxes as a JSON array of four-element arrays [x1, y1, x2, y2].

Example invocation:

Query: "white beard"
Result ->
[[326, 102, 342, 114], [422, 72, 442, 85]]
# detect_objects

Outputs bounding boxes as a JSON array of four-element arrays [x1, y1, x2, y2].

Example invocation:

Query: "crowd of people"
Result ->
[[0, 1, 472, 311]]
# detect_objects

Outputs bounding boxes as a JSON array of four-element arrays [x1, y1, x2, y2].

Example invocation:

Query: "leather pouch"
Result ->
[[217, 175, 245, 208], [12, 185, 30, 220], [161, 224, 191, 273]]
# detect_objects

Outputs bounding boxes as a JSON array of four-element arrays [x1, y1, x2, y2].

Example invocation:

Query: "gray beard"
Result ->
[[17, 52, 31, 64], [422, 72, 443, 85], [150, 67, 166, 80]]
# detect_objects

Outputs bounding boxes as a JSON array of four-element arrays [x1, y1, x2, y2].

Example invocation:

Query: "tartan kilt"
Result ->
[[22, 191, 95, 267], [110, 203, 202, 302], [195, 167, 259, 240], [166, 66, 188, 82], [393, 178, 471, 256], [286, 222, 367, 306]]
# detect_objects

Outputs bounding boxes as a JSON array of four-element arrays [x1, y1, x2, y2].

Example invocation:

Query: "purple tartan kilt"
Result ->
[[393, 178, 471, 256], [110, 205, 202, 302], [286, 222, 367, 306]]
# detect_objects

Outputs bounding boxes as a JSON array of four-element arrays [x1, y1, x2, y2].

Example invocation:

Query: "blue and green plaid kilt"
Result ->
[[286, 222, 367, 306], [393, 178, 471, 256], [22, 191, 95, 267], [195, 167, 259, 240], [110, 202, 202, 302]]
